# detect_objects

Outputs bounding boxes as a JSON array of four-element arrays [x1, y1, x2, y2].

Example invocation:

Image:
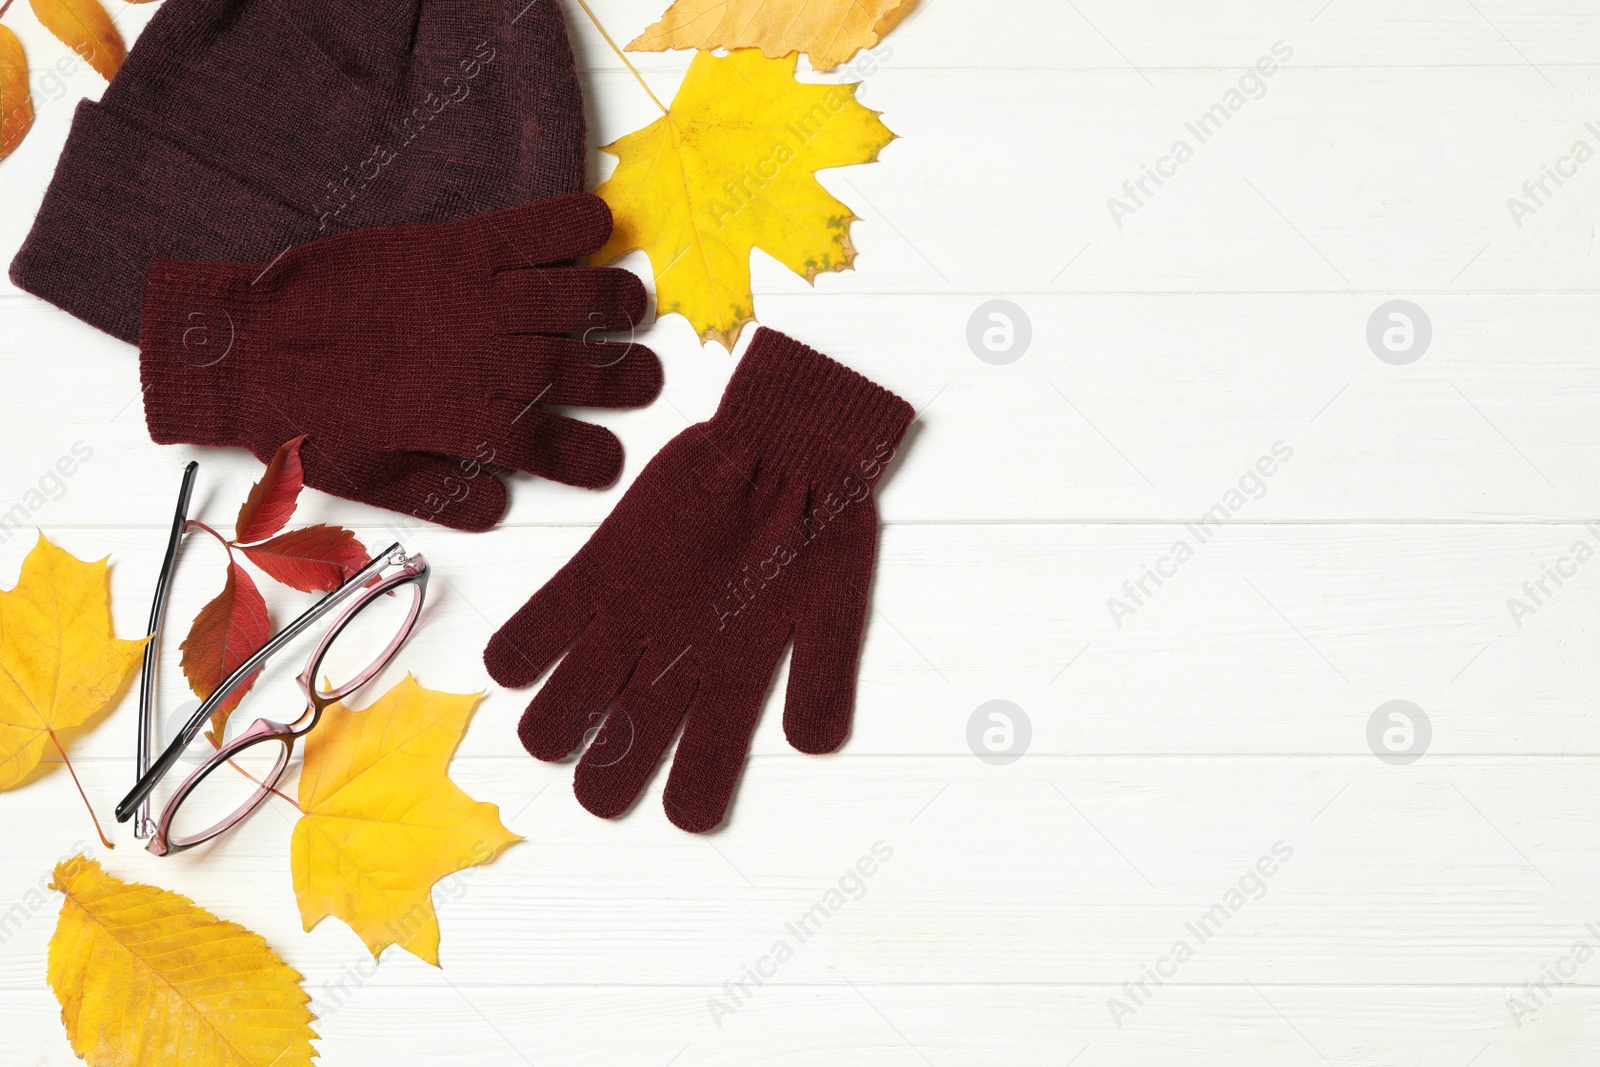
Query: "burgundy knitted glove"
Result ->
[[140, 193, 660, 532], [484, 329, 913, 831], [11, 0, 587, 341]]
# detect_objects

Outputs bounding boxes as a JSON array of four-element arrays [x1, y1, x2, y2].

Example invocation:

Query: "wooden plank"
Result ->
[[4, 290, 1600, 526], [2, 755, 1599, 989], [3, 522, 1597, 760], [6, 67, 1600, 302], [2, 983, 1589, 1066]]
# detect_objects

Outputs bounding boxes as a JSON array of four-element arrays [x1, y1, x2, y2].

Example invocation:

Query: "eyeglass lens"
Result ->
[[164, 735, 292, 847], [307, 576, 426, 700]]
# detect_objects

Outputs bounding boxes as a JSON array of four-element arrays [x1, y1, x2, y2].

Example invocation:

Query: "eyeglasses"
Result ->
[[116, 461, 430, 856]]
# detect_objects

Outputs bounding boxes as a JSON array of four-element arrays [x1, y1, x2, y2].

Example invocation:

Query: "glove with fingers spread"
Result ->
[[484, 328, 913, 831], [138, 193, 660, 531]]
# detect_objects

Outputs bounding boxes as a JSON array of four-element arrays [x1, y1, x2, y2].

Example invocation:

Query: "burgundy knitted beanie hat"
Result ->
[[10, 0, 587, 342]]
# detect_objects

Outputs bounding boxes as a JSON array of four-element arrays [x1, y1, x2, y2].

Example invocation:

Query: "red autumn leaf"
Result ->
[[241, 525, 371, 593], [180, 561, 271, 734], [235, 436, 306, 544]]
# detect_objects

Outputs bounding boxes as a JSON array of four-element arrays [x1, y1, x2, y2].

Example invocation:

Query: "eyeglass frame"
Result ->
[[117, 461, 430, 856]]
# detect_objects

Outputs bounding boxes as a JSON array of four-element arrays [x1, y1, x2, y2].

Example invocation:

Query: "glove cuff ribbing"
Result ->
[[712, 329, 914, 480], [139, 261, 269, 450]]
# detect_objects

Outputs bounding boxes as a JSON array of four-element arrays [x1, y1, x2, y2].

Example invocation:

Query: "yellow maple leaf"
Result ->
[[629, 0, 908, 71], [48, 854, 318, 1067], [291, 675, 519, 965], [593, 49, 895, 349], [0, 533, 145, 792]]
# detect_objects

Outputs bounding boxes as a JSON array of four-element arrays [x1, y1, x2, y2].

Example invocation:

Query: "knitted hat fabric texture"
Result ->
[[9, 0, 587, 342]]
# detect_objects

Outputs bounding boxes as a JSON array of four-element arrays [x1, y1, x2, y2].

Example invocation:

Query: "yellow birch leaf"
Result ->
[[0, 26, 33, 161], [0, 533, 145, 791], [291, 675, 519, 966], [28, 0, 125, 80], [628, 0, 908, 71], [594, 50, 894, 349], [47, 855, 318, 1067]]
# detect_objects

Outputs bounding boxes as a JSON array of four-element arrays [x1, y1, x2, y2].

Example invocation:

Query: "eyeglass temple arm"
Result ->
[[116, 542, 403, 825], [134, 461, 198, 838]]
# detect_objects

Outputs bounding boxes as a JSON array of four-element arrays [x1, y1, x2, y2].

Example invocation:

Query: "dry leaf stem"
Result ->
[[46, 730, 114, 849], [571, 0, 669, 114]]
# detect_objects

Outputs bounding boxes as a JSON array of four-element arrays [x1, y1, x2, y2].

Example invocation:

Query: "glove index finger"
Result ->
[[495, 266, 647, 335], [473, 193, 615, 272]]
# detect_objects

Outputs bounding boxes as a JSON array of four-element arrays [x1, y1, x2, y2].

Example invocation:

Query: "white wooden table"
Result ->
[[4, 1, 1600, 1062]]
